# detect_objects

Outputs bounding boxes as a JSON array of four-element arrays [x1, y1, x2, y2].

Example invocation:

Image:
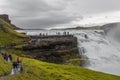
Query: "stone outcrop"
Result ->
[[0, 24, 3, 27], [23, 35, 80, 64], [0, 14, 22, 30], [0, 14, 11, 23]]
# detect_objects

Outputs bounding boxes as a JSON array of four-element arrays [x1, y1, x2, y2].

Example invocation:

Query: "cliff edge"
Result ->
[[0, 14, 22, 30]]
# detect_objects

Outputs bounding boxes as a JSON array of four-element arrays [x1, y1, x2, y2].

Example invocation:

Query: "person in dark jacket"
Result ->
[[4, 53, 8, 61], [13, 62, 18, 69], [8, 54, 12, 62]]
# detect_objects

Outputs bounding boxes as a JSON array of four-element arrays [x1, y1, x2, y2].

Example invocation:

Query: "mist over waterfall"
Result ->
[[76, 25, 120, 75]]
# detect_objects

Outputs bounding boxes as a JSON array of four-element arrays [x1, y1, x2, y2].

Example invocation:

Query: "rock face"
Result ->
[[0, 14, 11, 23], [23, 35, 80, 64], [0, 24, 3, 27], [0, 14, 22, 30]]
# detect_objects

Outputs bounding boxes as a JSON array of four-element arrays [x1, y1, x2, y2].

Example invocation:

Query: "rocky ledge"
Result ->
[[23, 35, 80, 64]]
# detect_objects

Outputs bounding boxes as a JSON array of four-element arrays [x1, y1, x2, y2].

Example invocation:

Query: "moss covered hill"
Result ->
[[0, 18, 120, 80], [0, 18, 26, 46]]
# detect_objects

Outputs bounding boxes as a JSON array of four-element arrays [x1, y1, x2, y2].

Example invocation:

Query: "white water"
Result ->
[[17, 28, 120, 75], [76, 29, 120, 75]]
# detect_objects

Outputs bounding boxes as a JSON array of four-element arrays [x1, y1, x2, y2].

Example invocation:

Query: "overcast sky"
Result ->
[[0, 0, 120, 29]]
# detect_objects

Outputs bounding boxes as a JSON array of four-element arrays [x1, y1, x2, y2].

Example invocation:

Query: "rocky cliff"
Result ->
[[0, 14, 11, 23], [0, 14, 22, 30], [23, 35, 80, 64]]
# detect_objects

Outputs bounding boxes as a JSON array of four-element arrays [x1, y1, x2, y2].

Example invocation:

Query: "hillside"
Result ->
[[0, 55, 11, 77], [0, 18, 120, 80], [0, 14, 22, 30], [0, 18, 27, 46], [3, 57, 120, 80], [0, 18, 27, 77]]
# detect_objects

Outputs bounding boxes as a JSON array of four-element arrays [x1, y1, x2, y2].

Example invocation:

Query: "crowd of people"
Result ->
[[12, 57, 23, 73], [39, 31, 70, 36], [0, 52, 23, 73], [1, 53, 12, 62]]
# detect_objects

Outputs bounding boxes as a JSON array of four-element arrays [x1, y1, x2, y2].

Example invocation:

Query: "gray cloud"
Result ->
[[0, 0, 120, 29]]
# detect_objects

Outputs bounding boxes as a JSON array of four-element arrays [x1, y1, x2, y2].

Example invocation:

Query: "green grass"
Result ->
[[0, 18, 27, 46], [0, 19, 26, 37], [0, 18, 26, 76], [4, 57, 120, 80], [0, 55, 12, 76], [67, 58, 87, 66]]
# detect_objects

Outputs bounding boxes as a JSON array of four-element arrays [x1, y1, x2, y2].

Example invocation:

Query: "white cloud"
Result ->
[[0, 0, 120, 29], [48, 11, 120, 29]]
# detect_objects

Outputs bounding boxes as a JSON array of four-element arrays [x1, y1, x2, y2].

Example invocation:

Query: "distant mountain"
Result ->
[[51, 26, 102, 30], [101, 23, 119, 30], [52, 22, 119, 31]]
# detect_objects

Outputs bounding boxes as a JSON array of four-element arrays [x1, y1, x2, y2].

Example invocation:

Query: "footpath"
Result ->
[[0, 52, 23, 79]]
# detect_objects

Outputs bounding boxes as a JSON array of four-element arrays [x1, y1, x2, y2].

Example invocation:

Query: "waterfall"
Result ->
[[75, 28, 120, 75]]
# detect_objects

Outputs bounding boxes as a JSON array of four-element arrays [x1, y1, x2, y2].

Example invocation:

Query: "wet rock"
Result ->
[[23, 36, 80, 64]]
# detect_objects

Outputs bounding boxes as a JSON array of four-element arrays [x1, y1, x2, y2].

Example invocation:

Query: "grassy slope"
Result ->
[[0, 18, 26, 77], [0, 56, 11, 76], [0, 18, 120, 80], [5, 57, 120, 80], [0, 19, 27, 46]]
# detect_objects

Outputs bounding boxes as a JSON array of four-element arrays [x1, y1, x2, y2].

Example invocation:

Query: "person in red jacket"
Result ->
[[17, 57, 20, 63], [16, 57, 22, 71]]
